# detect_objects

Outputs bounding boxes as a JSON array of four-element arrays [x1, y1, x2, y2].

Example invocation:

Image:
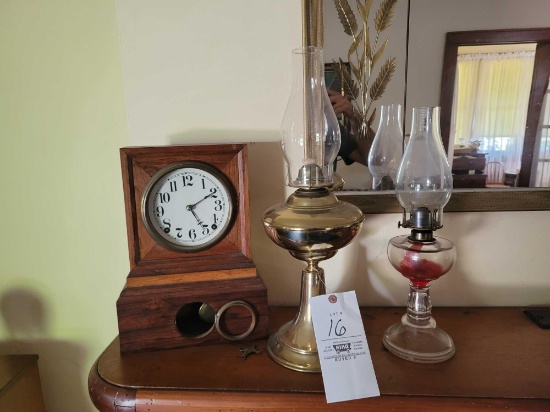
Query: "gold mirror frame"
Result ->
[[303, 0, 550, 213]]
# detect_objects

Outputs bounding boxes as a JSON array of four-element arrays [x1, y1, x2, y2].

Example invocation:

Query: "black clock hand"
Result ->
[[186, 205, 207, 227], [188, 191, 216, 209]]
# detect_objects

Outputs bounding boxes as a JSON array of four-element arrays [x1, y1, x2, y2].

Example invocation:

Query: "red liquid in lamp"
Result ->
[[400, 243, 445, 287]]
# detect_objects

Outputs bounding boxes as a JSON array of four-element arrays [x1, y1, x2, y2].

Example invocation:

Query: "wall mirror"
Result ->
[[305, 0, 550, 213]]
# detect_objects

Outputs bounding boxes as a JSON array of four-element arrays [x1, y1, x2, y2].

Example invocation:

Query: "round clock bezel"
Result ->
[[141, 161, 238, 253]]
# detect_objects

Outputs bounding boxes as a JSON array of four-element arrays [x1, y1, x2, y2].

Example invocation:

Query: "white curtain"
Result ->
[[452, 51, 535, 181]]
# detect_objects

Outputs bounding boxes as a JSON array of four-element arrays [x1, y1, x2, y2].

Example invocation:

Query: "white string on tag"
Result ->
[[316, 272, 334, 295]]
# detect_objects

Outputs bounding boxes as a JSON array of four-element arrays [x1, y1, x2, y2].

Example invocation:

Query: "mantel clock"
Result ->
[[116, 144, 268, 353]]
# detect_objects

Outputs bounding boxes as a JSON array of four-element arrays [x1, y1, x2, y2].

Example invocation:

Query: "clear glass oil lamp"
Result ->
[[383, 106, 457, 363], [262, 46, 364, 372]]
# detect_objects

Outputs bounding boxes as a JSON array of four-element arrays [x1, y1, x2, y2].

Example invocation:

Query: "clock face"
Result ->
[[141, 162, 237, 253]]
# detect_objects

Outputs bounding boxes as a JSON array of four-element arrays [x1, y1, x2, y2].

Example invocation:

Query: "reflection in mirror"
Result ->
[[315, 0, 550, 213], [440, 29, 550, 189], [324, 0, 407, 191], [450, 43, 535, 189]]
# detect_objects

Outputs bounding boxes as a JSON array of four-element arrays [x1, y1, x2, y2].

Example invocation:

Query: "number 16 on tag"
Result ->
[[310, 291, 380, 404]]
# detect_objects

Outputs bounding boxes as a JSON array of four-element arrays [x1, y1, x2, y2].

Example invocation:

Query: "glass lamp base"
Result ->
[[383, 314, 455, 363]]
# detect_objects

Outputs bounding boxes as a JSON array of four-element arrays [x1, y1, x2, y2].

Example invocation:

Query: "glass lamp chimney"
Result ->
[[396, 107, 453, 235], [368, 103, 403, 190], [281, 47, 340, 188]]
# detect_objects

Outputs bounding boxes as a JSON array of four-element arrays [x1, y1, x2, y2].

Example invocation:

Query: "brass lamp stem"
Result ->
[[266, 262, 326, 372], [295, 262, 326, 338]]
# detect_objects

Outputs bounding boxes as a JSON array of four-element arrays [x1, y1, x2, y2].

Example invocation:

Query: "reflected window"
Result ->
[[531, 77, 550, 187], [451, 44, 536, 185]]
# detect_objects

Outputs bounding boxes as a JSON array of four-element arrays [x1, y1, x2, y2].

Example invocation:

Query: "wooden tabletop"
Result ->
[[89, 307, 550, 411]]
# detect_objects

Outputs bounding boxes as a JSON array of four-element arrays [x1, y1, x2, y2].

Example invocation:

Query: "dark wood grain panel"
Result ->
[[116, 270, 268, 353]]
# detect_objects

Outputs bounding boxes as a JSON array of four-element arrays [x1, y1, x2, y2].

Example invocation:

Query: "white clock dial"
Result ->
[[142, 162, 236, 252]]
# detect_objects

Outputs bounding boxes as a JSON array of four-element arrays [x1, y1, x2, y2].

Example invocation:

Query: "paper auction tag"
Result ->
[[310, 291, 380, 403]]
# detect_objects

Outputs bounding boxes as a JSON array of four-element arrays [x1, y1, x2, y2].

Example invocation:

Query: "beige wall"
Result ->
[[1, 1, 549, 411]]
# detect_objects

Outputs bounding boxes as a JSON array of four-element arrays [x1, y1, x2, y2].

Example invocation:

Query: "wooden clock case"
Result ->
[[117, 144, 268, 353]]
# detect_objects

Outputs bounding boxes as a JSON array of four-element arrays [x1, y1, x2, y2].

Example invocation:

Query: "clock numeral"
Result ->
[[209, 188, 218, 198], [155, 206, 164, 217], [162, 219, 172, 233], [182, 175, 194, 187], [159, 192, 171, 203], [201, 178, 206, 189], [176, 227, 183, 238], [188, 229, 197, 240], [214, 199, 223, 211], [211, 214, 219, 230], [169, 181, 177, 192], [202, 226, 210, 235]]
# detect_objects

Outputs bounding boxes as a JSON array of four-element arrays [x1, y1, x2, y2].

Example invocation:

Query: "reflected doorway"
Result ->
[[440, 28, 550, 188], [450, 43, 535, 188]]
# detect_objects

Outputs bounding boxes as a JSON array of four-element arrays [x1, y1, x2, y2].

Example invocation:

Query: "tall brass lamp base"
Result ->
[[262, 188, 363, 372]]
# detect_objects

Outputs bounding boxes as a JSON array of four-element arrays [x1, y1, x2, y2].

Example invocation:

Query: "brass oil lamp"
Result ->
[[262, 46, 363, 372]]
